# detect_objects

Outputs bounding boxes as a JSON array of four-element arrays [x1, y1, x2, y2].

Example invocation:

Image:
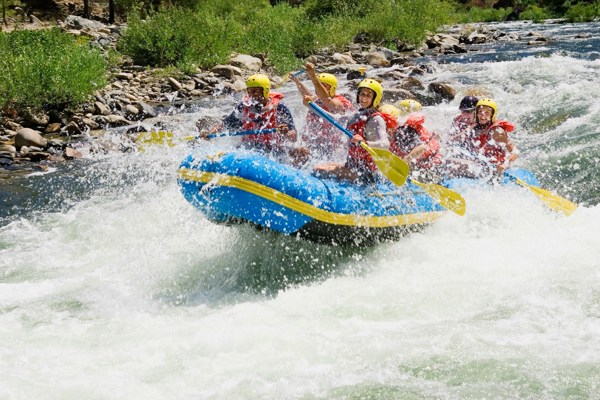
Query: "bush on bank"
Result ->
[[117, 0, 453, 73], [0, 28, 107, 112]]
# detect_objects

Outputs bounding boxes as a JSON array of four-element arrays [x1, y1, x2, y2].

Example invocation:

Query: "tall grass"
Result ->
[[117, 0, 454, 74], [0, 28, 107, 111]]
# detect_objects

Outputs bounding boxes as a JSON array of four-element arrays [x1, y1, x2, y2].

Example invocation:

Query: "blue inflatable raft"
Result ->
[[177, 151, 539, 246]]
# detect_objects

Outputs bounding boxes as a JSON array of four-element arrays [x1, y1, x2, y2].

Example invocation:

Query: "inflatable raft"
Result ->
[[177, 150, 540, 246]]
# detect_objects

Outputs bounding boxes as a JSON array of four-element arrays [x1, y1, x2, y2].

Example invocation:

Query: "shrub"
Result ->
[[0, 28, 107, 112], [519, 5, 553, 21], [455, 6, 514, 23], [565, 1, 600, 22], [117, 7, 237, 71], [360, 0, 454, 46], [118, 0, 455, 74]]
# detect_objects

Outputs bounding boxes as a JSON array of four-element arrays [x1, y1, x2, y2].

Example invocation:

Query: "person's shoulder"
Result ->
[[277, 102, 292, 112]]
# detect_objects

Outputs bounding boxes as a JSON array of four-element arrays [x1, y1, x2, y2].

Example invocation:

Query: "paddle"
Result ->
[[206, 128, 278, 139], [275, 68, 306, 88], [308, 101, 466, 215], [409, 179, 467, 216], [308, 101, 409, 187], [504, 172, 577, 216], [135, 131, 191, 147], [136, 129, 278, 147]]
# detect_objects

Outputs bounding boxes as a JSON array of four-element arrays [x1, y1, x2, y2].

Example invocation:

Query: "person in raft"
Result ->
[[384, 99, 442, 182], [290, 62, 354, 158], [312, 78, 390, 184], [468, 98, 519, 174], [199, 74, 308, 163], [447, 95, 479, 147]]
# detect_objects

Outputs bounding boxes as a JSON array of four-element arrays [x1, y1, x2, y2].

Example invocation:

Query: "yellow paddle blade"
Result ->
[[515, 178, 577, 216], [361, 143, 409, 187], [410, 179, 467, 216], [135, 131, 195, 148], [136, 131, 176, 147]]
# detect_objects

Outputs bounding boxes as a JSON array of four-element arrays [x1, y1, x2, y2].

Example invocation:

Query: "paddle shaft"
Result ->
[[207, 128, 278, 139], [308, 102, 354, 140]]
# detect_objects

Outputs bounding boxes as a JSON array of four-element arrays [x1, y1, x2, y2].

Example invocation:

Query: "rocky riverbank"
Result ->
[[0, 15, 550, 177]]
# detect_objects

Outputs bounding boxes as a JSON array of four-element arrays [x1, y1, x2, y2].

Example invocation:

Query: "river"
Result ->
[[1, 20, 599, 399]]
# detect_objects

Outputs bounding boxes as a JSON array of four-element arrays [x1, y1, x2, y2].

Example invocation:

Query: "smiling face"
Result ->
[[462, 109, 476, 125], [477, 105, 494, 125], [357, 87, 375, 109]]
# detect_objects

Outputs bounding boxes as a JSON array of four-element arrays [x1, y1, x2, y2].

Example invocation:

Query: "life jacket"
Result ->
[[390, 113, 441, 169], [305, 95, 354, 150], [470, 120, 515, 166], [241, 92, 284, 151], [379, 112, 399, 131], [346, 109, 383, 173]]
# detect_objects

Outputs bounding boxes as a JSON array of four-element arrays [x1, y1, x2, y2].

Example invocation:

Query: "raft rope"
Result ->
[[178, 168, 445, 228]]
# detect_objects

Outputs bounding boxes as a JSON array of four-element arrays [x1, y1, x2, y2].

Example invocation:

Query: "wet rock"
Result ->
[[365, 51, 390, 67], [135, 101, 158, 119], [22, 151, 50, 162], [115, 72, 134, 81], [104, 115, 130, 127], [64, 15, 106, 31], [94, 101, 111, 116], [331, 52, 356, 64], [229, 54, 262, 72], [45, 123, 62, 133], [15, 128, 47, 149], [0, 155, 13, 166], [64, 147, 83, 159], [211, 65, 243, 80], [428, 82, 456, 102], [167, 77, 183, 91], [398, 77, 424, 91], [22, 108, 50, 127], [0, 145, 16, 155], [383, 88, 417, 103]]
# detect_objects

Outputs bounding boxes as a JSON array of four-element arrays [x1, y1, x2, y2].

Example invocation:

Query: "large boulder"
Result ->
[[14, 128, 47, 149]]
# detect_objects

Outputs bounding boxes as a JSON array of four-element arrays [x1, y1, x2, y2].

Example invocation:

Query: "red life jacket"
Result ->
[[346, 109, 383, 172], [379, 112, 399, 130], [241, 92, 284, 150], [390, 114, 441, 169], [470, 120, 515, 166], [305, 95, 354, 149]]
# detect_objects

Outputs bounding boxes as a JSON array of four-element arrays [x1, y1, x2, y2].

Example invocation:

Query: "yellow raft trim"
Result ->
[[178, 168, 445, 228]]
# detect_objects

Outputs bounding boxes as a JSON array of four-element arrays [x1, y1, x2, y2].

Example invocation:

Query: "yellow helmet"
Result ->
[[379, 104, 400, 120], [396, 99, 422, 116], [476, 98, 498, 122], [357, 78, 383, 107], [246, 74, 271, 99], [317, 73, 337, 97]]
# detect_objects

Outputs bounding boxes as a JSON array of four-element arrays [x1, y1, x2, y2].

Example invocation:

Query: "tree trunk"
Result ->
[[83, 0, 89, 18], [109, 0, 115, 23]]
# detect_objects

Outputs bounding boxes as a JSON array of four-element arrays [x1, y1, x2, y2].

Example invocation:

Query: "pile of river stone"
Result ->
[[0, 15, 548, 173]]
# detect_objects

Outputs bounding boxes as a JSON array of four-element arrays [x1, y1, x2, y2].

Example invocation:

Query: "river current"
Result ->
[[1, 21, 599, 399]]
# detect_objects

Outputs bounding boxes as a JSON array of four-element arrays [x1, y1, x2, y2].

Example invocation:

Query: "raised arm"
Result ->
[[306, 62, 347, 114]]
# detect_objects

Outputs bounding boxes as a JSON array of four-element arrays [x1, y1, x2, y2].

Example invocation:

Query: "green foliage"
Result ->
[[303, 0, 370, 19], [564, 1, 600, 22], [454, 6, 514, 23], [117, 7, 235, 70], [518, 4, 552, 21], [360, 0, 454, 46], [0, 28, 107, 111], [118, 0, 454, 74]]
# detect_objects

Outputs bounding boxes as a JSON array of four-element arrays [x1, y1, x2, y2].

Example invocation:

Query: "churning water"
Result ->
[[1, 21, 599, 399]]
